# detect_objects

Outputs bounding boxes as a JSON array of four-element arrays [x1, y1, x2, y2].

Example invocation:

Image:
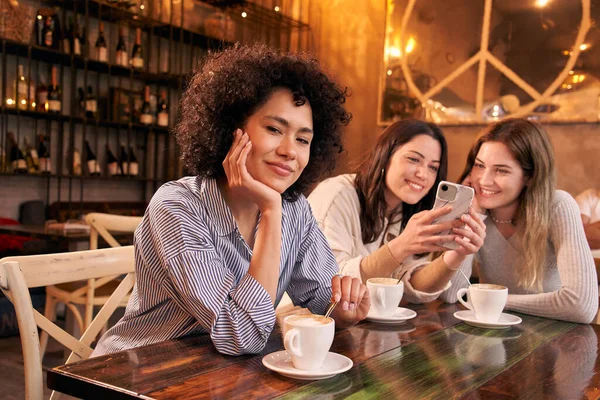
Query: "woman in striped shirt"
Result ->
[[93, 44, 370, 357]]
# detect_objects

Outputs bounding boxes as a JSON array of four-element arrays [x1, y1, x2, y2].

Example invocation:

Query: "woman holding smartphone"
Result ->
[[92, 44, 370, 357], [441, 118, 597, 323], [308, 119, 486, 303]]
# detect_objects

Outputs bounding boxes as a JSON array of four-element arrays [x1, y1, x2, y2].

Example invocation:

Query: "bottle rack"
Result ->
[[0, 0, 311, 220]]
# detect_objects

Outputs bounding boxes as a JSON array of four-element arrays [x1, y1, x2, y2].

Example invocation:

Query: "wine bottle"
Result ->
[[119, 145, 129, 175], [63, 16, 72, 54], [8, 132, 27, 174], [128, 146, 139, 176], [36, 81, 48, 112], [72, 147, 82, 176], [95, 22, 108, 62], [38, 135, 52, 174], [86, 86, 97, 119], [47, 66, 61, 114], [106, 144, 119, 176], [81, 23, 89, 57], [23, 137, 39, 173], [42, 16, 54, 48], [140, 85, 152, 125], [157, 89, 169, 127], [0, 145, 6, 172], [16, 65, 29, 111], [116, 27, 128, 67], [78, 87, 86, 117], [72, 17, 82, 56], [84, 140, 101, 176], [132, 28, 143, 69]]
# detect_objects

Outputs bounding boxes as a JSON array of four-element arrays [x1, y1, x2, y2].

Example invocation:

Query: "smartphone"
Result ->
[[431, 181, 474, 249]]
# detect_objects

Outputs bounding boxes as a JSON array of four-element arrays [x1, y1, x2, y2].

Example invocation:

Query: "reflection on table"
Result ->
[[46, 301, 600, 399]]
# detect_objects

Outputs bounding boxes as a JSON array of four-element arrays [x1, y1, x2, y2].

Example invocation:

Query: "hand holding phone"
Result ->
[[431, 181, 474, 250]]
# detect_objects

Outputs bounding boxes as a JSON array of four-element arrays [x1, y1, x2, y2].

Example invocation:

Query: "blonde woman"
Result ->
[[441, 118, 598, 323]]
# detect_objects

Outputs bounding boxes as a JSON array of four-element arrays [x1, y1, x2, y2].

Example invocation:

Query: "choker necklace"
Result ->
[[490, 215, 514, 225]]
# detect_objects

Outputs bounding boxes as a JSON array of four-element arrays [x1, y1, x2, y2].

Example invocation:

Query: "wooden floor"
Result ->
[[0, 334, 70, 399]]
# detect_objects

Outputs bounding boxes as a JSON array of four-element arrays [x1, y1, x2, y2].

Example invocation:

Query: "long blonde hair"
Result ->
[[459, 118, 556, 291]]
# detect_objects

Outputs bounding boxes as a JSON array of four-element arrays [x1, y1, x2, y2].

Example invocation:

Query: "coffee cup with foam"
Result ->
[[283, 314, 335, 370]]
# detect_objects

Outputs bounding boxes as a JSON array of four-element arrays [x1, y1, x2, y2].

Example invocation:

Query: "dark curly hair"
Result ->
[[175, 43, 352, 201]]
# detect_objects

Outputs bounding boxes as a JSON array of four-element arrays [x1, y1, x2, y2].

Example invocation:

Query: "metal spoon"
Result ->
[[457, 267, 472, 287], [396, 269, 408, 284], [324, 301, 338, 319]]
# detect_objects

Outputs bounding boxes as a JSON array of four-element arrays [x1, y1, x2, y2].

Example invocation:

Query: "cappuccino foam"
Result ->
[[368, 277, 398, 285], [472, 283, 506, 290], [286, 315, 331, 326]]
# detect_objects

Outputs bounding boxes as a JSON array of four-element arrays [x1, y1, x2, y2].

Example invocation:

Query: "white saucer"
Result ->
[[366, 307, 417, 324], [454, 310, 522, 329], [262, 350, 353, 380]]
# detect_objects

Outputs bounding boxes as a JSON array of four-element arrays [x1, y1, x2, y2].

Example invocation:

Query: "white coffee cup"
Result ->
[[283, 314, 335, 371], [457, 283, 508, 323], [367, 277, 404, 317]]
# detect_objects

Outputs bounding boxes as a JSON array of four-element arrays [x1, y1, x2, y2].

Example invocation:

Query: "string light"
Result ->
[[274, 6, 280, 12], [405, 36, 416, 54], [535, 0, 550, 7], [241, 11, 247, 18]]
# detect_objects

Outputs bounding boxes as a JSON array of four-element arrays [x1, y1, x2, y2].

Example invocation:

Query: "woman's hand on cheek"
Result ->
[[330, 275, 370, 328], [222, 129, 282, 212]]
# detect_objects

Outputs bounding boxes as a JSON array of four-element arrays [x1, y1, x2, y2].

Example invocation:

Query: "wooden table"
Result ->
[[47, 301, 600, 399]]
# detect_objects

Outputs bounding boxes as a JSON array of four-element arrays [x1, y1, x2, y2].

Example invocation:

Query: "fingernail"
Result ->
[[334, 293, 341, 302], [349, 303, 355, 311], [462, 214, 470, 220], [343, 301, 349, 311], [453, 228, 459, 232]]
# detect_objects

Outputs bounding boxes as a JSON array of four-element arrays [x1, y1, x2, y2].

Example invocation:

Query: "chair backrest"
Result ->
[[0, 246, 135, 400], [85, 213, 143, 249]]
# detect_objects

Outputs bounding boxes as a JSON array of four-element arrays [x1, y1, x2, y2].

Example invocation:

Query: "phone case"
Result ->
[[431, 181, 474, 249]]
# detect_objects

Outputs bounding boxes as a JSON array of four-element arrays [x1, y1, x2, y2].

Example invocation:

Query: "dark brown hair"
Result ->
[[354, 119, 448, 244], [175, 43, 352, 201]]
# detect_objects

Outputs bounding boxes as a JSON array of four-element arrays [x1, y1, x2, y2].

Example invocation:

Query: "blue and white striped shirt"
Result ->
[[92, 176, 338, 356]]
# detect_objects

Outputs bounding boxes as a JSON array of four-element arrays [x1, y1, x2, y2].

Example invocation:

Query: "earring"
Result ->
[[381, 168, 385, 177]]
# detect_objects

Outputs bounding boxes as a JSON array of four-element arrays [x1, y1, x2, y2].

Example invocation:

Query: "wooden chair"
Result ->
[[0, 246, 135, 400], [39, 213, 142, 358]]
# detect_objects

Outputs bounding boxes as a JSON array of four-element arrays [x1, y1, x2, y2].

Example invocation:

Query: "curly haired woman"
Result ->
[[93, 44, 370, 356]]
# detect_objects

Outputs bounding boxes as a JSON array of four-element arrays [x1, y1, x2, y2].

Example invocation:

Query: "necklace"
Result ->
[[490, 215, 514, 225]]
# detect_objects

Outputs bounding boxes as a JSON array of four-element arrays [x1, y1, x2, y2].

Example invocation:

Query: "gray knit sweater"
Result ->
[[440, 190, 598, 323]]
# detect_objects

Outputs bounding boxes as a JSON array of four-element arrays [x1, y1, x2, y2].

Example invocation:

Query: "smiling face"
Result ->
[[242, 88, 313, 194], [383, 134, 442, 209], [470, 141, 528, 219]]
